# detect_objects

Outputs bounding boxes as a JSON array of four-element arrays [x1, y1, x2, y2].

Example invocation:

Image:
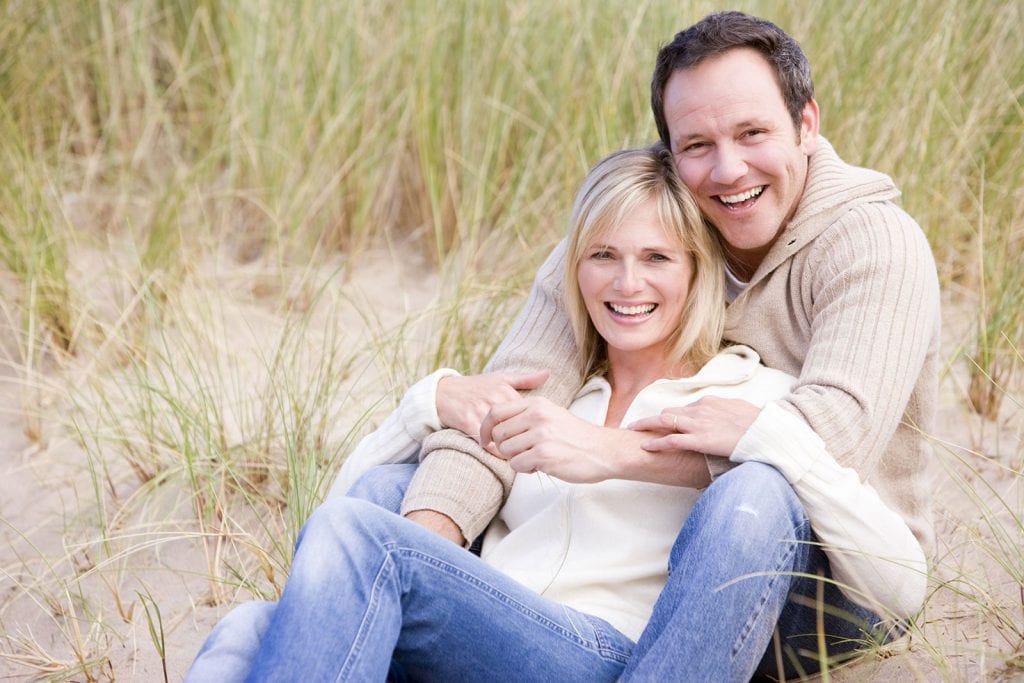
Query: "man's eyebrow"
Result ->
[[734, 118, 771, 129], [674, 132, 704, 145], [674, 119, 774, 147]]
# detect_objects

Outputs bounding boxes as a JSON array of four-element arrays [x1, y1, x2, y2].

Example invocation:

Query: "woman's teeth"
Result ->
[[608, 303, 655, 316]]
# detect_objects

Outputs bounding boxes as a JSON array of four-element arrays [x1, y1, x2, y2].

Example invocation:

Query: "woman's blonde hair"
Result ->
[[563, 144, 725, 380]]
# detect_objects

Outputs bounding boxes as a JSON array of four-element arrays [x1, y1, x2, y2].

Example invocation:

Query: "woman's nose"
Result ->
[[614, 263, 642, 294]]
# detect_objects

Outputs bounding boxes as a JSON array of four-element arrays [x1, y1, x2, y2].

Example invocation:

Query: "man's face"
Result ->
[[662, 47, 819, 277]]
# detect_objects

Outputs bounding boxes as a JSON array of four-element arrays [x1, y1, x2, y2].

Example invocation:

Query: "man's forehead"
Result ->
[[664, 55, 788, 136], [668, 98, 777, 140]]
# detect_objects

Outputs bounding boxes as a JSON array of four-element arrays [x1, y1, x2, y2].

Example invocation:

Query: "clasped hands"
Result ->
[[436, 371, 762, 483]]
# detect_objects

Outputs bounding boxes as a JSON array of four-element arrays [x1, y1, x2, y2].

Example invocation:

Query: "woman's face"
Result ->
[[576, 200, 693, 367]]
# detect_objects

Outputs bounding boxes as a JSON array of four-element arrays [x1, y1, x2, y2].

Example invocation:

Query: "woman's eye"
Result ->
[[590, 250, 612, 260], [648, 253, 670, 262]]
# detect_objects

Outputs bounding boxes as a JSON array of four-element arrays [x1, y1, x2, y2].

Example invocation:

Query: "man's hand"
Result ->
[[628, 397, 762, 457], [480, 396, 620, 483], [436, 370, 549, 442]]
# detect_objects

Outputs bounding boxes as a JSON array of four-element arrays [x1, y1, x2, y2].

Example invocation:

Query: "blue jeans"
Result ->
[[188, 462, 890, 681], [185, 464, 632, 681], [622, 461, 892, 681]]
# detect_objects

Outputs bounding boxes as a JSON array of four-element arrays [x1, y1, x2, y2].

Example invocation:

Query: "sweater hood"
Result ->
[[575, 345, 764, 404], [751, 137, 901, 283]]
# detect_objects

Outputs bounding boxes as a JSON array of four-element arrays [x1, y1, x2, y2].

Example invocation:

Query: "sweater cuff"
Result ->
[[401, 450, 505, 544], [398, 368, 460, 442], [705, 454, 737, 482], [731, 402, 823, 483]]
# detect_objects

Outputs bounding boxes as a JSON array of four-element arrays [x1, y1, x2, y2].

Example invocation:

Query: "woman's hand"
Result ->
[[481, 397, 620, 483], [628, 396, 762, 457], [436, 370, 549, 443]]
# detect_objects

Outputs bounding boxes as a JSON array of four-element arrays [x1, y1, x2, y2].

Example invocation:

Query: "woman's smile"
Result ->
[[606, 301, 658, 320], [577, 200, 693, 367]]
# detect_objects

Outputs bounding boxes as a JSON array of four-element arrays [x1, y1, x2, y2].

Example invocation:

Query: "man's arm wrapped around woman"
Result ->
[[400, 240, 580, 544]]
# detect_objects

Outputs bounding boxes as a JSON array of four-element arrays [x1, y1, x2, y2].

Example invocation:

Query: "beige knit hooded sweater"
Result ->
[[400, 137, 941, 556]]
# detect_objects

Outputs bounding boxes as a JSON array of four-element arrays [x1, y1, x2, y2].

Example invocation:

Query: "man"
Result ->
[[401, 10, 941, 680]]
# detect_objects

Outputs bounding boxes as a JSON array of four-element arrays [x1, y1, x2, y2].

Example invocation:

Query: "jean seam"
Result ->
[[398, 547, 631, 664], [336, 543, 396, 682]]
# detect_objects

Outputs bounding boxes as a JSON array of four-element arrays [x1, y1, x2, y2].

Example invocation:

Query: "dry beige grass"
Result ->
[[1, 1, 1022, 680]]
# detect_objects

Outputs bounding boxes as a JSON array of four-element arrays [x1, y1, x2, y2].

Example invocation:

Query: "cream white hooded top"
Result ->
[[331, 346, 926, 640]]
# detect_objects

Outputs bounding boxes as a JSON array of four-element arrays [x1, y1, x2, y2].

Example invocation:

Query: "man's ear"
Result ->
[[798, 98, 820, 155]]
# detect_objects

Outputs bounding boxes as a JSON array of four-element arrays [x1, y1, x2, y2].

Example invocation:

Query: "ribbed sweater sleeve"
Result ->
[[724, 140, 941, 553], [401, 240, 581, 542], [777, 204, 940, 476]]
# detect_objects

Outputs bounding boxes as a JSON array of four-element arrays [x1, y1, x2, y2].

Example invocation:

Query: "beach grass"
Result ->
[[0, 0, 1022, 679]]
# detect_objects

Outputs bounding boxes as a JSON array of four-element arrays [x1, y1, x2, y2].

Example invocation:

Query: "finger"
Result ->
[[494, 430, 535, 460], [479, 401, 528, 444], [489, 411, 534, 447], [507, 369, 550, 392], [640, 433, 700, 453], [479, 412, 498, 446], [480, 399, 528, 445], [508, 451, 538, 474], [627, 416, 674, 433]]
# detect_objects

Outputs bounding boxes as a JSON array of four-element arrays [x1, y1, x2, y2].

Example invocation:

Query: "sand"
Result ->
[[0, 249, 1021, 681]]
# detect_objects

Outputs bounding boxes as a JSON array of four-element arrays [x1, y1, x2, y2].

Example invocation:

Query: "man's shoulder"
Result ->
[[781, 138, 913, 258], [809, 198, 931, 258]]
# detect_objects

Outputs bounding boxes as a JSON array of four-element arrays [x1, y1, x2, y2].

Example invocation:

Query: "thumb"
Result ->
[[508, 369, 550, 391]]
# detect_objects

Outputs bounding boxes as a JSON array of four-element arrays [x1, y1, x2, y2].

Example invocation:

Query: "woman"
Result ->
[[187, 146, 924, 682]]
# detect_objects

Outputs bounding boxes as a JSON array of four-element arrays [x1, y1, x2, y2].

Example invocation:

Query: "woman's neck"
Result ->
[[603, 347, 694, 427]]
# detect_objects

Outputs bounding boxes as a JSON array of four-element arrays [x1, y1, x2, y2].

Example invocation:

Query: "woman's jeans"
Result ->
[[186, 462, 891, 682], [184, 464, 632, 682]]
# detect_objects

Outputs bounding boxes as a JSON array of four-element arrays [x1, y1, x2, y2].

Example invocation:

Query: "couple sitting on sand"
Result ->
[[187, 11, 939, 682]]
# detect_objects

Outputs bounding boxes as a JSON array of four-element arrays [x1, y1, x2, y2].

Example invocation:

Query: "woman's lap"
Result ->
[[250, 497, 632, 681], [188, 467, 632, 682]]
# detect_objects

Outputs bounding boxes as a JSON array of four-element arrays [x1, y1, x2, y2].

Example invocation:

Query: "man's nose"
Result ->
[[710, 144, 747, 186]]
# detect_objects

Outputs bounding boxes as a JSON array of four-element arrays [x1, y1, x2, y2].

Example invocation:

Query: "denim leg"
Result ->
[[184, 601, 276, 683], [754, 544, 893, 680], [622, 461, 887, 682], [184, 464, 418, 682], [247, 497, 633, 682], [342, 462, 418, 513]]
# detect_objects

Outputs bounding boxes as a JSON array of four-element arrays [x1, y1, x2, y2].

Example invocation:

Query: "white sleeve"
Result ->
[[327, 369, 459, 499], [732, 402, 927, 619]]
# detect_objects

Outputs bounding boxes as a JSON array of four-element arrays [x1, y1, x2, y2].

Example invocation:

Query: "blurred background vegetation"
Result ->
[[0, 0, 1021, 679], [2, 0, 1022, 378]]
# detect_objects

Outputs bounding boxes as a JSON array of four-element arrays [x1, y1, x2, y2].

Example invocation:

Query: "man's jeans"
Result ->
[[622, 461, 893, 681], [186, 462, 890, 681]]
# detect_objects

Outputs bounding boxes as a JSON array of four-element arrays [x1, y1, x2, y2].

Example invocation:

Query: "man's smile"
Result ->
[[717, 185, 765, 207]]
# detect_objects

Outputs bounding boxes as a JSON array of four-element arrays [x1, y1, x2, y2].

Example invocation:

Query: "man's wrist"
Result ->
[[404, 509, 466, 546], [618, 428, 711, 487]]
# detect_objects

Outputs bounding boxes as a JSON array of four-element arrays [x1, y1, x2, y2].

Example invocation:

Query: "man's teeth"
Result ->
[[720, 186, 764, 204], [609, 303, 655, 315]]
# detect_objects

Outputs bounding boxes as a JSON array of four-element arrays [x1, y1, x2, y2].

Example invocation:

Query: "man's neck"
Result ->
[[723, 246, 764, 282]]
